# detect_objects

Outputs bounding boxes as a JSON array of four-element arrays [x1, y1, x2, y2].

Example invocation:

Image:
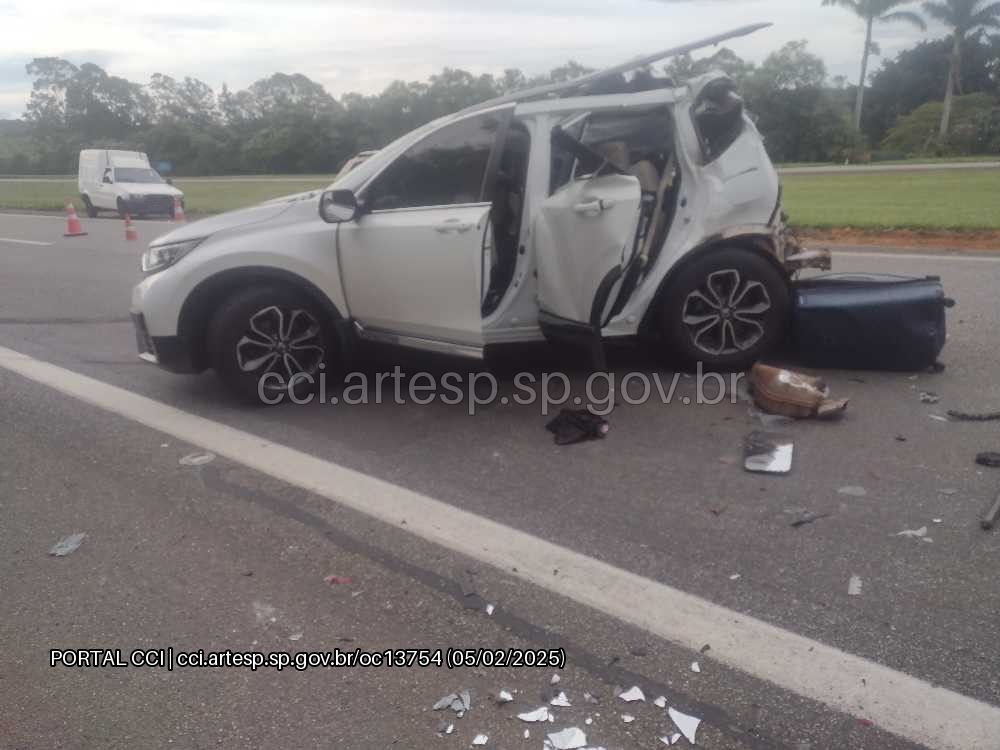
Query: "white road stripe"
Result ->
[[838, 250, 1000, 262], [0, 237, 53, 246], [0, 344, 997, 749]]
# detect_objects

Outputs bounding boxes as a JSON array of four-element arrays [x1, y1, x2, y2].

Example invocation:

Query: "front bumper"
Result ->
[[130, 311, 201, 374], [122, 195, 178, 215]]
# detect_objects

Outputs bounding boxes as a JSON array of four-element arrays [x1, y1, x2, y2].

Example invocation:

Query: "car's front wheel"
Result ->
[[657, 247, 790, 372], [207, 286, 335, 404]]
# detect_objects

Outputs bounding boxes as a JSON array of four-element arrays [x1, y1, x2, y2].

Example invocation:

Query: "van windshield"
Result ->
[[115, 168, 164, 184]]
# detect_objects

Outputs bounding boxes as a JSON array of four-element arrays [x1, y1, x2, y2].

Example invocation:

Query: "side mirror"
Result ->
[[319, 189, 360, 224]]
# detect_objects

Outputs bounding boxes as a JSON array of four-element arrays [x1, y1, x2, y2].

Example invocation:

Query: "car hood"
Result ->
[[119, 182, 184, 197], [150, 198, 307, 246]]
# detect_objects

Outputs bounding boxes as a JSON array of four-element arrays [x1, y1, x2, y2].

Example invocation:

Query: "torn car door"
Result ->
[[534, 163, 642, 365]]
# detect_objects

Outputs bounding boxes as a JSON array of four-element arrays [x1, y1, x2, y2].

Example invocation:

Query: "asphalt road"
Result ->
[[2, 213, 999, 750]]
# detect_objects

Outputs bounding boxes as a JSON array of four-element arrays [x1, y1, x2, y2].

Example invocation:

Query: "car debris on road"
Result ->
[[546, 409, 610, 446], [748, 364, 848, 420], [49, 532, 86, 557], [744, 431, 794, 475]]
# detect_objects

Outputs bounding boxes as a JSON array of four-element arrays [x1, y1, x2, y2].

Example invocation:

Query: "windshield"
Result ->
[[114, 167, 164, 184]]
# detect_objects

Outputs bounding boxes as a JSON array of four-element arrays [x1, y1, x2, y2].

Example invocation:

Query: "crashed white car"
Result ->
[[131, 23, 829, 401]]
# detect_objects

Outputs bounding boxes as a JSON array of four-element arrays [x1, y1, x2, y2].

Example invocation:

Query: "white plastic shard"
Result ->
[[585, 717, 593, 725], [546, 727, 588, 749], [653, 696, 667, 708], [551, 673, 561, 685], [524, 729, 530, 739], [622, 714, 636, 723], [179, 451, 215, 466], [433, 694, 457, 710], [669, 733, 682, 744], [848, 575, 863, 596], [497, 690, 514, 704], [551, 691, 572, 707], [49, 532, 86, 557], [838, 486, 868, 498], [618, 686, 645, 702], [691, 661, 701, 673], [459, 690, 472, 711], [668, 707, 701, 745], [897, 526, 929, 539], [472, 734, 488, 745], [518, 707, 551, 722]]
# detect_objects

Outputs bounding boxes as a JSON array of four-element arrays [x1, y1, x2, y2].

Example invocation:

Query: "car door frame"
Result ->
[[336, 104, 516, 357]]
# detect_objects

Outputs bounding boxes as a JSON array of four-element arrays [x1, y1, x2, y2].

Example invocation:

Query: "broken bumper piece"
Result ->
[[784, 248, 832, 272]]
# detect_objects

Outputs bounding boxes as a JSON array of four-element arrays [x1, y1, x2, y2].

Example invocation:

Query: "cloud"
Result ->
[[0, 0, 945, 116]]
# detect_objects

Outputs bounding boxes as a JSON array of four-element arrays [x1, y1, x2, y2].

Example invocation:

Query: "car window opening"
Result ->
[[693, 78, 745, 162], [114, 167, 165, 184]]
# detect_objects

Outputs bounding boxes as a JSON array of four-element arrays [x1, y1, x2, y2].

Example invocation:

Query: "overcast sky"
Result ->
[[1, 0, 947, 118]]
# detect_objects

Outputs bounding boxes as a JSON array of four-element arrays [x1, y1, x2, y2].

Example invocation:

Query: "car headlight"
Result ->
[[142, 238, 204, 274]]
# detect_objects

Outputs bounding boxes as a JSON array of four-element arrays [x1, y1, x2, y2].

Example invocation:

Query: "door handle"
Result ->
[[573, 199, 616, 216], [436, 219, 476, 234]]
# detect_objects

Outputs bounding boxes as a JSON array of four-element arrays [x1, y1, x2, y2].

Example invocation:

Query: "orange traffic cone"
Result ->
[[64, 199, 87, 237], [124, 213, 138, 241], [172, 196, 186, 223]]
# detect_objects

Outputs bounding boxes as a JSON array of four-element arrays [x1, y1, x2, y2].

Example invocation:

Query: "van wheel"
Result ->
[[82, 195, 98, 218], [657, 247, 790, 372], [116, 199, 128, 219], [207, 286, 335, 404]]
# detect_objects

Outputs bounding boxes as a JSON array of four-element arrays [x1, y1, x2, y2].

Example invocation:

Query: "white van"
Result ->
[[78, 150, 185, 218]]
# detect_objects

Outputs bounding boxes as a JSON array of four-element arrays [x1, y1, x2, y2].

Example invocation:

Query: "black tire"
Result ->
[[207, 286, 336, 404], [657, 247, 790, 372], [116, 199, 128, 219], [81, 195, 98, 218]]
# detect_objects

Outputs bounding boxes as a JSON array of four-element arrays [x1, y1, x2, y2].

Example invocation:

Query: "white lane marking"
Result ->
[[0, 344, 997, 749], [838, 250, 1000, 263], [0, 237, 53, 246]]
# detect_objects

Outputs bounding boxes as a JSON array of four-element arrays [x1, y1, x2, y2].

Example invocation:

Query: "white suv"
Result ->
[[130, 24, 830, 401]]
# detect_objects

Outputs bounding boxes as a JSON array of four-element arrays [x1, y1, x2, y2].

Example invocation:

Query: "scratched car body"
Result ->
[[130, 23, 830, 402]]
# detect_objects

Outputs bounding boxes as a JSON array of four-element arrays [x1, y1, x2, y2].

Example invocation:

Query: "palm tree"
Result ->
[[922, 0, 1000, 137], [822, 0, 927, 131]]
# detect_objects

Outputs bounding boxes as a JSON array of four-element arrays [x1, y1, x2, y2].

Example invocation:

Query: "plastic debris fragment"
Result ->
[[49, 532, 86, 557], [744, 432, 793, 474], [518, 707, 551, 722], [288, 633, 303, 641], [618, 686, 645, 703], [653, 696, 667, 709], [546, 409, 609, 446], [497, 690, 513, 704], [848, 575, 863, 596], [546, 727, 588, 749], [729, 573, 741, 581], [621, 714, 636, 723], [690, 661, 701, 673], [897, 526, 929, 539], [433, 694, 458, 711], [179, 451, 215, 466], [550, 691, 571, 707], [551, 673, 561, 685], [838, 486, 867, 498], [472, 733, 488, 745], [668, 707, 701, 745], [919, 392, 940, 404]]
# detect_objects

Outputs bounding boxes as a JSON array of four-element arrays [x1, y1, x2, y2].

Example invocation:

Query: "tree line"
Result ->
[[1, 18, 997, 175]]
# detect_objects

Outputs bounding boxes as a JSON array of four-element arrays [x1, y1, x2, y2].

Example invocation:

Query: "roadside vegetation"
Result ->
[[3, 169, 998, 232]]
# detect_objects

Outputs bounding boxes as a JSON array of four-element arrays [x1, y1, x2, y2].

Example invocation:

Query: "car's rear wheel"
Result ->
[[657, 247, 790, 372], [207, 286, 335, 404]]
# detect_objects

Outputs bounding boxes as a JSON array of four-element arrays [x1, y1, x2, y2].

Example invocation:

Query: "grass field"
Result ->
[[1, 169, 998, 230], [780, 170, 1000, 230]]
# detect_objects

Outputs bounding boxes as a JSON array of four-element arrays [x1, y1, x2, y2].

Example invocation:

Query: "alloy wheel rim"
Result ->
[[236, 306, 325, 390], [681, 269, 772, 356]]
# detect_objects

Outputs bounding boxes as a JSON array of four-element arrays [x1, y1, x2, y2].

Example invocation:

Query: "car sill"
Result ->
[[353, 322, 484, 360]]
